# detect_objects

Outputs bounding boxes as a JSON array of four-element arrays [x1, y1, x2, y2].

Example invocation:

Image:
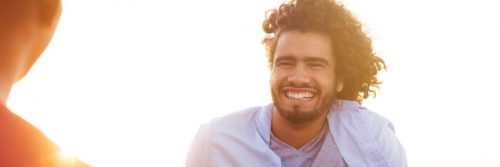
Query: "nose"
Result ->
[[287, 64, 310, 86]]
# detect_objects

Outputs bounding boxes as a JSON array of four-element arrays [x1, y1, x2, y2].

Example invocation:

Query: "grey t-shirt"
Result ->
[[270, 124, 348, 167]]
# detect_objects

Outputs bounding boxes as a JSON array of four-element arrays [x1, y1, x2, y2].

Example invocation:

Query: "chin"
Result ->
[[275, 104, 325, 124]]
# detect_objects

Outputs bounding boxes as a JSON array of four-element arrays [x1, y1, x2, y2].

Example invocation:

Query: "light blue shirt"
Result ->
[[186, 100, 407, 167]]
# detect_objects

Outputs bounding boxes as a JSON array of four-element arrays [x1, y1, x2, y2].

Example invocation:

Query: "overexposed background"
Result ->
[[8, 0, 500, 166]]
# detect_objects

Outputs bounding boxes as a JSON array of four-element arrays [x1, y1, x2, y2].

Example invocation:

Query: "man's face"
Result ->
[[270, 30, 343, 124]]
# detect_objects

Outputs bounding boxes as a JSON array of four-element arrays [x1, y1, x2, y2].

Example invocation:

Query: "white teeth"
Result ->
[[286, 91, 314, 100]]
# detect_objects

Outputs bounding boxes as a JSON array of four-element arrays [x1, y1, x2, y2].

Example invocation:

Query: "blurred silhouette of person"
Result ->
[[0, 0, 89, 166], [186, 0, 406, 166]]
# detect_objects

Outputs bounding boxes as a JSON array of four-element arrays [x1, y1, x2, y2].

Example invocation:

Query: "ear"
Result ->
[[336, 80, 344, 92]]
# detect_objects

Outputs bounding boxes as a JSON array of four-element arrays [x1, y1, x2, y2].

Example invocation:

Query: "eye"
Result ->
[[308, 62, 326, 68]]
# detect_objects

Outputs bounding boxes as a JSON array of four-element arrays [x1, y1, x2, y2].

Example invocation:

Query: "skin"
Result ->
[[0, 0, 62, 104], [0, 2, 91, 166], [270, 30, 343, 149]]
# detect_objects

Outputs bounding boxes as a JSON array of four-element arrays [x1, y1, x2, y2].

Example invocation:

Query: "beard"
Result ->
[[271, 82, 338, 124]]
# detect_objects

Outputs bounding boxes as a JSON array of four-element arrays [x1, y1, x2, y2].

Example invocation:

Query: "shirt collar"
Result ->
[[256, 100, 360, 144]]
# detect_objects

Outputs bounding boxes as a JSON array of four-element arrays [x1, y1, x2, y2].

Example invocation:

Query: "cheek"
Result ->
[[270, 68, 286, 87], [269, 72, 279, 90], [316, 72, 336, 90]]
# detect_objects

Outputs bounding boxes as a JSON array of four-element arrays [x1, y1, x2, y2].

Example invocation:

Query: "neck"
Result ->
[[271, 108, 328, 149], [0, 77, 14, 105]]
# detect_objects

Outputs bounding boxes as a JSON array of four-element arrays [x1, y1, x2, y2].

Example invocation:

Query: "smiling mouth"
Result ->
[[286, 91, 314, 101]]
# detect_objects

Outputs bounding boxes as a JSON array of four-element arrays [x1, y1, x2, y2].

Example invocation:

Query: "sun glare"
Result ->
[[8, 0, 500, 166]]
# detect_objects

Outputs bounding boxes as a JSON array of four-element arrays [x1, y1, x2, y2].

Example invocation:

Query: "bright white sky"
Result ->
[[8, 0, 500, 166]]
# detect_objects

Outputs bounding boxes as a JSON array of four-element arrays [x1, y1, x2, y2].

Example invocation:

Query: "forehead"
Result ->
[[274, 30, 334, 62]]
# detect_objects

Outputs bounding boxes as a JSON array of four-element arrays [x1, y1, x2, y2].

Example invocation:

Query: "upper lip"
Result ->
[[281, 87, 317, 93]]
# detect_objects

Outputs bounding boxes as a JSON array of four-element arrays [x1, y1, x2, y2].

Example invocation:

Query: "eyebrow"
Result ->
[[275, 55, 330, 65], [304, 57, 330, 65], [275, 55, 296, 62]]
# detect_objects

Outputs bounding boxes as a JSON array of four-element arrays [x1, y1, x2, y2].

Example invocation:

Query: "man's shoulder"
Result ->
[[358, 106, 391, 127], [186, 104, 277, 167], [328, 100, 407, 167], [330, 100, 393, 131]]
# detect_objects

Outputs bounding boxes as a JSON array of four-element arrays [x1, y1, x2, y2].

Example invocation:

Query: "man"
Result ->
[[186, 0, 406, 166], [0, 0, 89, 166]]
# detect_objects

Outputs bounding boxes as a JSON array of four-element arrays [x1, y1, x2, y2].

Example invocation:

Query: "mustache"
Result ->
[[282, 82, 315, 89]]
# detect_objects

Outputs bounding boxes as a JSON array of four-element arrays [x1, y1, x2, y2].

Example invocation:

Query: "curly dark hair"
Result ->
[[262, 0, 385, 102]]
